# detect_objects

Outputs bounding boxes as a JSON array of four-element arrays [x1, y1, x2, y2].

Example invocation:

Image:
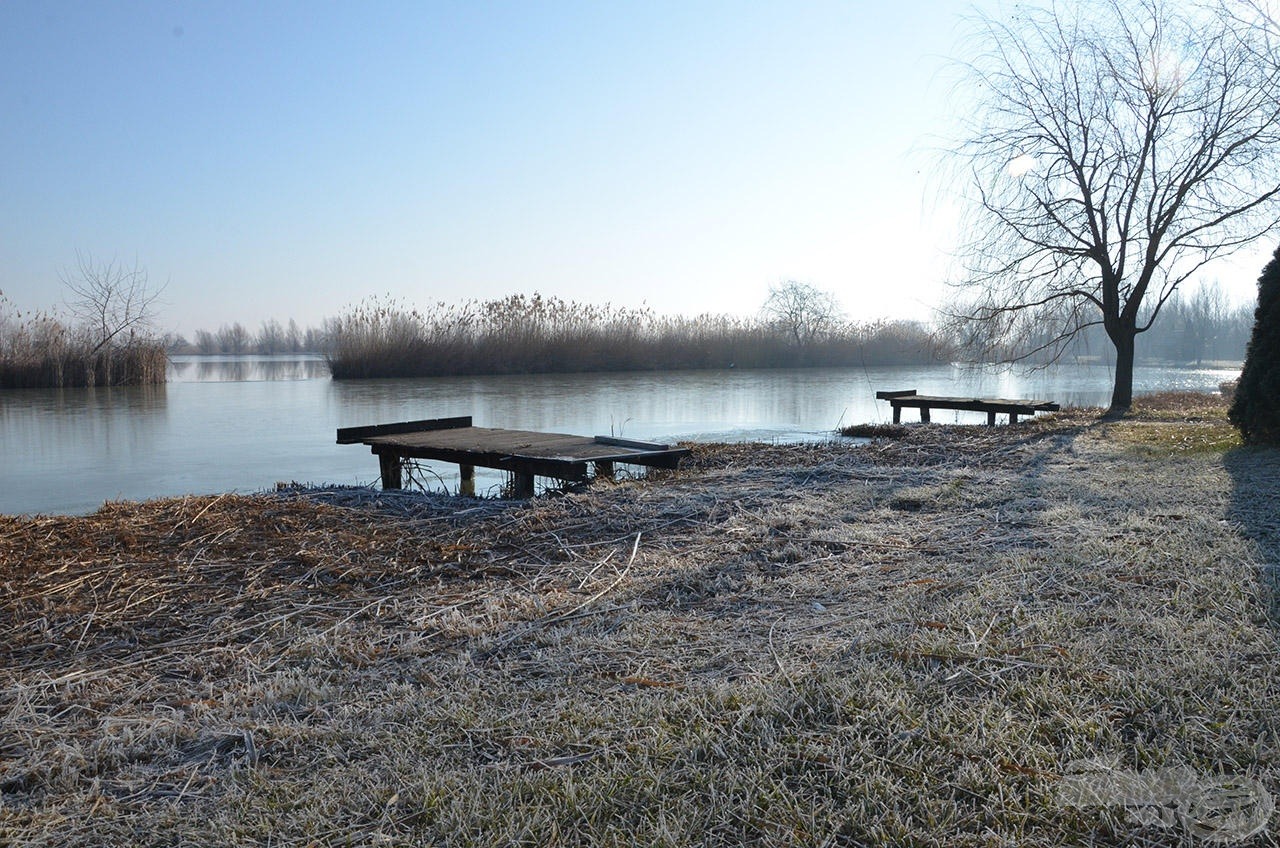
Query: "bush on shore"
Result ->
[[1230, 243, 1280, 444], [325, 295, 951, 379]]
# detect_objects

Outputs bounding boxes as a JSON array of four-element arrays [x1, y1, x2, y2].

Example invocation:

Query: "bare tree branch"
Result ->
[[946, 0, 1280, 411], [61, 252, 164, 355]]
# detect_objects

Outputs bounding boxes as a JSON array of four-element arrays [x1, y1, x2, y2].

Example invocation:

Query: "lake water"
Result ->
[[0, 355, 1240, 515]]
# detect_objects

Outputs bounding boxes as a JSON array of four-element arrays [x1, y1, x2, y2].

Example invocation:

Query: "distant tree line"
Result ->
[[954, 281, 1253, 368], [1138, 283, 1254, 365], [166, 319, 331, 355], [15, 270, 1245, 392], [171, 278, 1253, 379]]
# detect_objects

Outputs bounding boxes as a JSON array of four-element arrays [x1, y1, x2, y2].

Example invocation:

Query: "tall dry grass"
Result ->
[[0, 296, 167, 389], [326, 295, 949, 379]]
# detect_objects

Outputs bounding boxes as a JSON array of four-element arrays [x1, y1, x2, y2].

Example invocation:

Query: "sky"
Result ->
[[0, 1, 1269, 336]]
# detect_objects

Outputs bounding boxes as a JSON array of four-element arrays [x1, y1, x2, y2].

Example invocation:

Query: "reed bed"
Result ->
[[2, 396, 1277, 845], [0, 303, 166, 389], [325, 295, 946, 379]]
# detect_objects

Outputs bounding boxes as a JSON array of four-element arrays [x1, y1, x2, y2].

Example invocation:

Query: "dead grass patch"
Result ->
[[1106, 420, 1243, 456], [838, 423, 909, 439], [1130, 390, 1232, 421]]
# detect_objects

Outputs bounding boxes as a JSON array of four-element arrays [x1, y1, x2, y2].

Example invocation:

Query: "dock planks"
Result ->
[[337, 416, 690, 496]]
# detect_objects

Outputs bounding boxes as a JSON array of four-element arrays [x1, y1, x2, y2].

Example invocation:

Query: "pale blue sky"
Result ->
[[1, 1, 1263, 335]]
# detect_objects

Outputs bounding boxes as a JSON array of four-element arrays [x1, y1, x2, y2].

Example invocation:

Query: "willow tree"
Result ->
[[949, 0, 1280, 412]]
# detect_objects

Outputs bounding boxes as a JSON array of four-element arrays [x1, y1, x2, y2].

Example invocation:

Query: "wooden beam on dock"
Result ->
[[337, 415, 471, 445]]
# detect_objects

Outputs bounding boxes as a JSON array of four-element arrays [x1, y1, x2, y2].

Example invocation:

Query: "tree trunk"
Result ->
[[1108, 330, 1135, 414]]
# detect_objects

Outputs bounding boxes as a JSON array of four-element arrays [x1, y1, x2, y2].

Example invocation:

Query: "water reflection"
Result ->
[[323, 362, 1241, 437], [168, 354, 329, 382], [0, 384, 170, 514], [0, 359, 1242, 515], [0, 383, 168, 448], [324, 368, 852, 442]]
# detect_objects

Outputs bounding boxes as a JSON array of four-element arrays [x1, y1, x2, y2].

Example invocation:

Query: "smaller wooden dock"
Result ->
[[337, 416, 690, 497], [875, 389, 1060, 425]]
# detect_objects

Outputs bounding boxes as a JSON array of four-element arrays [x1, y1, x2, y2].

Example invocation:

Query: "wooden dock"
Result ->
[[875, 389, 1060, 425], [337, 416, 691, 497]]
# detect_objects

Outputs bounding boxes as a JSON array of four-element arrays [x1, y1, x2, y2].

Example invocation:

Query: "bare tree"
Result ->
[[1182, 281, 1231, 364], [257, 319, 285, 354], [761, 281, 843, 352], [161, 332, 191, 354], [948, 0, 1280, 412], [193, 328, 218, 355], [62, 253, 163, 354], [285, 318, 303, 353], [216, 322, 250, 355], [304, 325, 331, 354]]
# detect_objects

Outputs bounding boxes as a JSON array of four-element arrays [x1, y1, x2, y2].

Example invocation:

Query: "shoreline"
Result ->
[[2, 394, 1278, 845], [1, 368, 1244, 518]]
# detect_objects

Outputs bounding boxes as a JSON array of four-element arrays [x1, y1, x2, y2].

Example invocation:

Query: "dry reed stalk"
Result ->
[[324, 294, 946, 379], [0, 296, 167, 388]]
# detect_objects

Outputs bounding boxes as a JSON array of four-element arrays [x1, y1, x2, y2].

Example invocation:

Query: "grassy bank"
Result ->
[[0, 306, 166, 389], [325, 295, 947, 379], [2, 394, 1277, 845]]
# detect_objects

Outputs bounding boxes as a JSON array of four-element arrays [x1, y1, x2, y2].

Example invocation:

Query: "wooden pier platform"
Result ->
[[875, 389, 1060, 425], [337, 416, 690, 497]]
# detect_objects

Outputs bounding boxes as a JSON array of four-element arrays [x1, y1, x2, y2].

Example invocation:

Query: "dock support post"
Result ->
[[987, 410, 997, 426], [378, 452, 403, 490], [595, 460, 614, 480], [892, 405, 902, 424], [512, 471, 535, 499], [919, 406, 931, 423], [459, 464, 475, 496], [1009, 413, 1020, 425]]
